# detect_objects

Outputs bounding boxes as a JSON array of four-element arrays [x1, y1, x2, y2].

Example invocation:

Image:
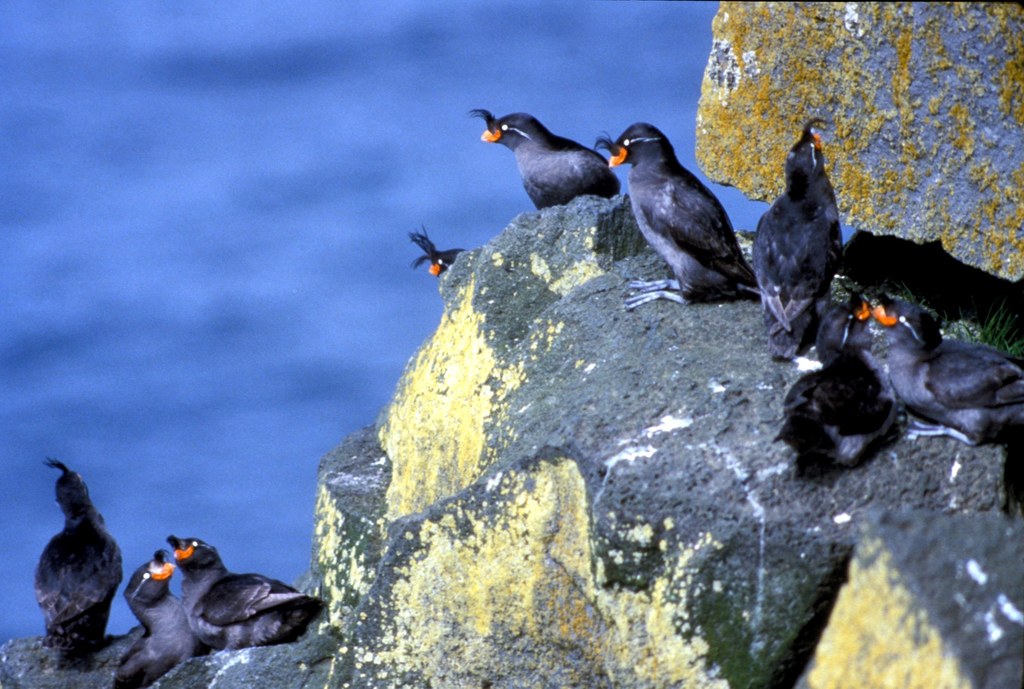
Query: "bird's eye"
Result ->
[[898, 316, 907, 324], [501, 124, 508, 131], [143, 572, 151, 580], [191, 541, 198, 547], [623, 139, 630, 147]]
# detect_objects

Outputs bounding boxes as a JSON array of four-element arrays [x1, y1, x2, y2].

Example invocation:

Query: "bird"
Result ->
[[776, 296, 896, 467], [596, 122, 758, 308], [167, 535, 322, 650], [470, 109, 620, 209], [115, 550, 204, 689], [873, 296, 1024, 445], [752, 119, 842, 360], [409, 227, 463, 277], [34, 459, 123, 655]]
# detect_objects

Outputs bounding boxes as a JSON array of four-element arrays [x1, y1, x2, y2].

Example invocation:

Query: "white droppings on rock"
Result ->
[[966, 559, 988, 586]]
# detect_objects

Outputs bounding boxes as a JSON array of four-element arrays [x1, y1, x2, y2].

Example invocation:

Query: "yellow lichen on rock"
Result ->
[[378, 278, 523, 521], [314, 482, 379, 628], [360, 458, 728, 688], [697, 2, 1024, 279], [806, 535, 971, 689]]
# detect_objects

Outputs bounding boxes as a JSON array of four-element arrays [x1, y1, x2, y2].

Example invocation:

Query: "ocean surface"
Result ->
[[1, 0, 768, 643]]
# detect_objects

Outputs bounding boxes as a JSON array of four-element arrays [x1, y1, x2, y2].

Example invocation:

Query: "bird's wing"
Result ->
[[199, 574, 307, 626], [36, 534, 121, 626], [926, 345, 1024, 408]]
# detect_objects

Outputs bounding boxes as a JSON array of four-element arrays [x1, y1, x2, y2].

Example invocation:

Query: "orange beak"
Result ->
[[872, 304, 898, 327], [174, 544, 194, 561], [811, 132, 823, 151], [481, 129, 501, 143], [429, 263, 442, 277], [854, 301, 872, 321], [151, 562, 175, 581], [609, 148, 628, 167]]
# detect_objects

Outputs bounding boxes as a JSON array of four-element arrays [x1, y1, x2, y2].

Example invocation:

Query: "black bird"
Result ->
[[167, 535, 322, 650], [116, 550, 203, 689], [596, 123, 758, 308], [35, 459, 122, 655], [752, 119, 842, 360], [777, 296, 896, 467], [470, 109, 620, 209], [873, 296, 1024, 445], [410, 227, 463, 277]]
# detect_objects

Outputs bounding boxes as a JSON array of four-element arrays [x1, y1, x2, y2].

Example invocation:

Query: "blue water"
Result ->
[[1, 1, 766, 643]]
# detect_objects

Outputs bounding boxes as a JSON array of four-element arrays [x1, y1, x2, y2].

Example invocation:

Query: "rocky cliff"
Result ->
[[697, 2, 1024, 281], [5, 196, 1021, 689]]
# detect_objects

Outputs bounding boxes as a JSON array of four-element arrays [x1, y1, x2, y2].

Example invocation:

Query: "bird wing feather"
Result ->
[[926, 345, 1024, 408], [199, 574, 307, 626]]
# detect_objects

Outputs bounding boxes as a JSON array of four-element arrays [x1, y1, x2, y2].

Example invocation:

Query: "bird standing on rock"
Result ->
[[777, 296, 896, 467], [873, 296, 1024, 445], [167, 535, 322, 650], [35, 459, 123, 655], [596, 123, 758, 308], [410, 227, 463, 277], [753, 119, 842, 360], [116, 550, 203, 689], [471, 109, 620, 209]]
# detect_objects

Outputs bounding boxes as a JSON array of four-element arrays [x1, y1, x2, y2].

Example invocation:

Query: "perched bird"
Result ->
[[35, 459, 122, 655], [116, 551, 203, 689], [470, 109, 620, 209], [409, 227, 463, 277], [596, 123, 758, 308], [167, 535, 322, 650], [873, 296, 1024, 445], [752, 119, 842, 360], [777, 296, 896, 467]]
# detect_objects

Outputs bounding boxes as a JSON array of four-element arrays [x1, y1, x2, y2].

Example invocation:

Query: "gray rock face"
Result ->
[[3, 195, 1021, 689], [696, 2, 1024, 281]]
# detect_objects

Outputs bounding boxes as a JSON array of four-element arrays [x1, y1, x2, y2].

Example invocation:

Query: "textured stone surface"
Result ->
[[0, 634, 136, 689], [696, 2, 1024, 280], [331, 195, 1009, 689], [798, 511, 1024, 689], [3, 195, 1022, 689]]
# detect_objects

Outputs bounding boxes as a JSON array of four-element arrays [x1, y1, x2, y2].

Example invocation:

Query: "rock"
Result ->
[[797, 511, 1024, 689], [696, 2, 1024, 281], [0, 633, 136, 689], [4, 194, 1021, 688], [328, 195, 1012, 689], [150, 624, 339, 689]]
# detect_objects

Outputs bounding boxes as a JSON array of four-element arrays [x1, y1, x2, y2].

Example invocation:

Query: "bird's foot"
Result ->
[[627, 278, 681, 293], [624, 279, 686, 310], [905, 421, 977, 446]]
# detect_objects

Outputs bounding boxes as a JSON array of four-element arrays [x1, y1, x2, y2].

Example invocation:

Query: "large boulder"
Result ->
[[317, 195, 1015, 689], [696, 2, 1024, 281], [3, 196, 1021, 689]]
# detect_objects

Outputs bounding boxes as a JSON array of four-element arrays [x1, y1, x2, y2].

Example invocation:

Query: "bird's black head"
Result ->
[[124, 550, 175, 607], [470, 109, 548, 150], [784, 118, 828, 189], [816, 294, 873, 364], [872, 295, 943, 350], [45, 458, 93, 520], [596, 122, 672, 168], [409, 227, 462, 276], [167, 535, 223, 573]]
